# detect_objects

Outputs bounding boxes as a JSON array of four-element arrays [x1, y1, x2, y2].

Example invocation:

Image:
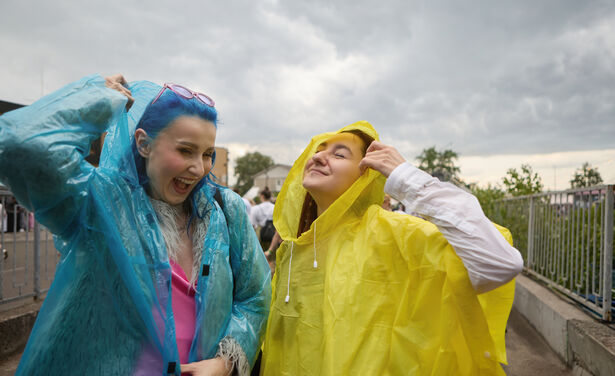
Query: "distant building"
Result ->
[[212, 147, 229, 186], [253, 164, 292, 192]]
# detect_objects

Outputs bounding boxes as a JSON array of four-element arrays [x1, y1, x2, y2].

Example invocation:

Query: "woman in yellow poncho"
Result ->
[[260, 121, 523, 375]]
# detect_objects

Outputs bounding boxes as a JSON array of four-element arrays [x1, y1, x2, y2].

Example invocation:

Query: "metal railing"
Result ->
[[490, 185, 614, 321], [0, 187, 59, 310], [2, 181, 613, 322]]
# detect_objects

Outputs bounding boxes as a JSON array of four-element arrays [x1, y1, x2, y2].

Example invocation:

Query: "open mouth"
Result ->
[[173, 177, 196, 193]]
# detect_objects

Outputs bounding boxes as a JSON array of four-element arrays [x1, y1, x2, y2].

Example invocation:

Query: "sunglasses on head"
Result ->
[[151, 83, 215, 107]]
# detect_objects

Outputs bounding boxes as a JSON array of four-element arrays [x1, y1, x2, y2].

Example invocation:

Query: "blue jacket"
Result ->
[[0, 75, 271, 375]]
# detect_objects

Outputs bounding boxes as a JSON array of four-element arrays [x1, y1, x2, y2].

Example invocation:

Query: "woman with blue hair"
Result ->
[[0, 74, 271, 375]]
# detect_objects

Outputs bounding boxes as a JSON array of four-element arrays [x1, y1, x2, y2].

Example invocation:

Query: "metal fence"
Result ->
[[2, 182, 613, 322], [490, 185, 614, 321], [0, 187, 59, 311]]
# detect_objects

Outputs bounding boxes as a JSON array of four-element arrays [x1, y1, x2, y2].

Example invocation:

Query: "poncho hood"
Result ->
[[274, 120, 386, 244]]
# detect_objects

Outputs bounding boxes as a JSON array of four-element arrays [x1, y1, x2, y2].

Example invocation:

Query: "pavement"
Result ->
[[0, 306, 573, 376], [503, 307, 572, 376]]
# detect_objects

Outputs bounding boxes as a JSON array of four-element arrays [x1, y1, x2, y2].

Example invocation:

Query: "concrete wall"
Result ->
[[514, 274, 615, 376], [0, 301, 41, 361]]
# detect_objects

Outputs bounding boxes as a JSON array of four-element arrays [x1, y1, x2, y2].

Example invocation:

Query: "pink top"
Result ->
[[170, 260, 197, 366], [132, 262, 197, 376]]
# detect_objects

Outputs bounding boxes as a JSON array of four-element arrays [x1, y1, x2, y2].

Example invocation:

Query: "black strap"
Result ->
[[214, 188, 225, 212], [213, 189, 233, 284], [166, 361, 176, 374], [201, 264, 210, 276]]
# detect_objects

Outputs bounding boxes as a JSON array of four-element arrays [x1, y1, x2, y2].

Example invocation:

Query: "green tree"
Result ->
[[470, 183, 506, 219], [570, 162, 603, 188], [502, 164, 543, 196], [234, 152, 274, 196], [416, 146, 461, 182]]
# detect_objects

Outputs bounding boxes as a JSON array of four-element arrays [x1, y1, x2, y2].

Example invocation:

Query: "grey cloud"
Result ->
[[1, 0, 614, 162]]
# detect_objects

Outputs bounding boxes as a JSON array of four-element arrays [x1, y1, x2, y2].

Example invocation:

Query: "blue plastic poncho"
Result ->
[[0, 75, 271, 375]]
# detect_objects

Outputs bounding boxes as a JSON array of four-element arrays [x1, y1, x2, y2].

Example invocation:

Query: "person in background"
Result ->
[[250, 187, 275, 249], [260, 121, 523, 375], [381, 193, 392, 211], [264, 230, 282, 275], [233, 187, 252, 218], [5, 197, 26, 232], [394, 202, 407, 213], [0, 200, 6, 232]]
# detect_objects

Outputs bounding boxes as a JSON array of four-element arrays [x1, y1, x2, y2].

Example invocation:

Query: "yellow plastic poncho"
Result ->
[[260, 121, 515, 375]]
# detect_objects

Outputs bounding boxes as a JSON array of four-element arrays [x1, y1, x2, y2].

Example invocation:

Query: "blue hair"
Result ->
[[131, 88, 219, 220]]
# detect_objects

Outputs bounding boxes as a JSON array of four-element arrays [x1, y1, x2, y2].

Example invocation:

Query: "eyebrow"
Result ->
[[317, 142, 355, 156], [178, 141, 215, 152], [178, 141, 198, 148]]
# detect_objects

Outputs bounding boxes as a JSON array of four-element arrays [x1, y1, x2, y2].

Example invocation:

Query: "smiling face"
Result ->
[[302, 133, 367, 213], [137, 115, 216, 208]]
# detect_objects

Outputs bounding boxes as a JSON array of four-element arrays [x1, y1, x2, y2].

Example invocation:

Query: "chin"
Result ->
[[163, 193, 189, 206], [302, 183, 327, 200], [161, 185, 195, 206], [302, 175, 324, 190], [302, 180, 318, 193]]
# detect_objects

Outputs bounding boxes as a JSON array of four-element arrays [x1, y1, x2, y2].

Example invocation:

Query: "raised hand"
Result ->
[[358, 141, 406, 178], [180, 357, 233, 376], [104, 74, 134, 110]]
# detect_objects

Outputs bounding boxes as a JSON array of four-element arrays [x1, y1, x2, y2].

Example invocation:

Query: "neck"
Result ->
[[148, 196, 190, 227], [176, 202, 191, 231], [313, 196, 334, 217]]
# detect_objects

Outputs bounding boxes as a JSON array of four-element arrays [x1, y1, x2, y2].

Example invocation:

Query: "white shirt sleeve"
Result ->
[[251, 202, 274, 228], [384, 162, 524, 294], [250, 205, 262, 229], [264, 202, 274, 221], [242, 198, 252, 217]]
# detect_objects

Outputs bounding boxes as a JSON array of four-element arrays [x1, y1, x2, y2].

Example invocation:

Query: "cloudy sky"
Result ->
[[1, 0, 613, 189]]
